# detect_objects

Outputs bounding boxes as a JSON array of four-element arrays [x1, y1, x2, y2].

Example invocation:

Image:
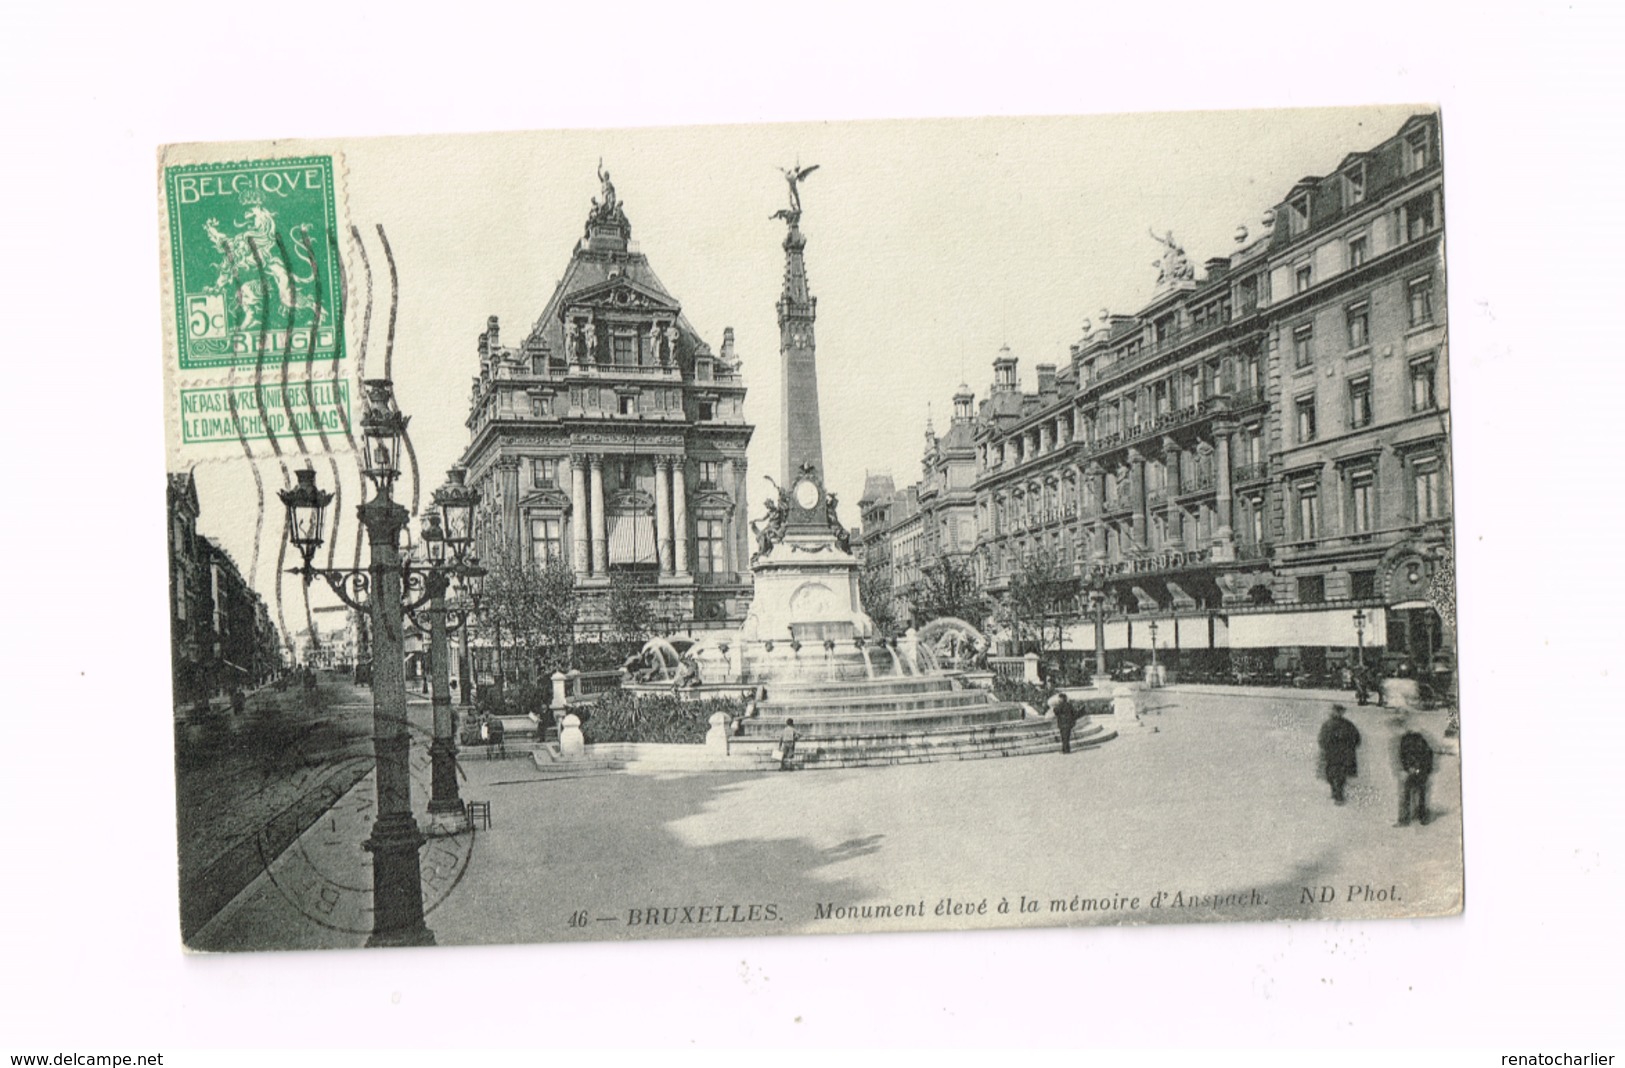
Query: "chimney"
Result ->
[[487, 315, 500, 350], [720, 327, 736, 364], [1205, 257, 1231, 281], [1036, 363, 1058, 396]]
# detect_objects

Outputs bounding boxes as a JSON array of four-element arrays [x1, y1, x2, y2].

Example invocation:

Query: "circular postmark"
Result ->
[[254, 704, 477, 938]]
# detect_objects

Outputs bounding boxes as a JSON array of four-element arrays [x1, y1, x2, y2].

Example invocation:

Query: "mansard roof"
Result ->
[[522, 202, 711, 359], [860, 471, 897, 506]]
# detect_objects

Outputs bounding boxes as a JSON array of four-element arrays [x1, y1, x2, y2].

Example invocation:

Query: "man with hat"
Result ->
[[1317, 704, 1362, 805]]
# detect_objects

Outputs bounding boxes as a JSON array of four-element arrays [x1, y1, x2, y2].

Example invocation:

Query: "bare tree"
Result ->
[[907, 555, 989, 630], [859, 568, 899, 638], [1004, 548, 1078, 654], [478, 548, 579, 681]]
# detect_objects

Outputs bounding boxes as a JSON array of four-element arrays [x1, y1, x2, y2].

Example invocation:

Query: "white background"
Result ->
[[0, 0, 1620, 1053]]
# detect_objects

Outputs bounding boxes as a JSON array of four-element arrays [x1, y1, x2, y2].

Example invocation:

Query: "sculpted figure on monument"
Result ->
[[825, 492, 851, 552], [1149, 228, 1194, 288], [751, 493, 789, 561], [583, 316, 598, 361], [592, 160, 618, 218], [771, 162, 820, 223]]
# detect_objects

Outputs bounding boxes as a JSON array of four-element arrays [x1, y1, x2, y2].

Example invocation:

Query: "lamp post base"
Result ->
[[425, 800, 471, 837], [365, 924, 437, 949]]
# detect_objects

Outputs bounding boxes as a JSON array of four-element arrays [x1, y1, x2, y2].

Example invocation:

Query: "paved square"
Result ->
[[192, 688, 1462, 951]]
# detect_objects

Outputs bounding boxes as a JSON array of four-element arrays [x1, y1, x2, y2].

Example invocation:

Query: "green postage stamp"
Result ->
[[163, 156, 344, 371]]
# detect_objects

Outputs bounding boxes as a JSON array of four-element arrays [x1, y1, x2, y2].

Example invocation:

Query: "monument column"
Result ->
[[569, 454, 589, 576], [654, 455, 674, 576], [672, 459, 690, 576], [589, 454, 608, 576], [776, 176, 824, 486]]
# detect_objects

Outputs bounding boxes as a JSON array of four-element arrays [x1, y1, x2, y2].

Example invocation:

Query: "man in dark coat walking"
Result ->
[[1048, 690, 1080, 754], [1317, 704, 1362, 805], [1396, 721, 1435, 826]]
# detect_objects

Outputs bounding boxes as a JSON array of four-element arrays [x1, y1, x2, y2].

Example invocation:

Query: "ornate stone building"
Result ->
[[168, 471, 282, 704], [458, 171, 754, 631], [872, 113, 1452, 677]]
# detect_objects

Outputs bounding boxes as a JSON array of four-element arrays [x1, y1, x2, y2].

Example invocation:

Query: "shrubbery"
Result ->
[[991, 676, 1112, 716], [582, 691, 745, 745]]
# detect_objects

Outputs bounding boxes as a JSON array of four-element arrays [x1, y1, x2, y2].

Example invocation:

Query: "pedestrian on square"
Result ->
[[1317, 704, 1362, 805], [775, 718, 798, 771], [1394, 718, 1436, 827], [1047, 689, 1079, 754]]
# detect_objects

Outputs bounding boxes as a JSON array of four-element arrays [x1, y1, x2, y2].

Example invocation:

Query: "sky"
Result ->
[[176, 105, 1426, 622]]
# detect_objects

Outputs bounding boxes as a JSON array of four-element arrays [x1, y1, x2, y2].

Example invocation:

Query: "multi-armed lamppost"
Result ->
[[431, 467, 485, 709], [280, 379, 436, 948], [416, 467, 485, 836]]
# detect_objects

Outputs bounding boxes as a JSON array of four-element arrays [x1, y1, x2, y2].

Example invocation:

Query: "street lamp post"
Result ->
[[417, 467, 485, 836], [452, 568, 483, 708], [1148, 619, 1160, 677], [432, 466, 483, 708], [1353, 608, 1367, 669], [1088, 566, 1107, 680], [280, 379, 435, 948]]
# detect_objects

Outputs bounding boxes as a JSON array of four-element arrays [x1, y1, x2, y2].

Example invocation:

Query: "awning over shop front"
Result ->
[[1225, 607, 1388, 649], [608, 513, 658, 565]]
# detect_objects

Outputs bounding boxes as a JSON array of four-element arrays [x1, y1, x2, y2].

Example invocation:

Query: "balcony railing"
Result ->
[[694, 571, 744, 586], [1233, 461, 1270, 484], [1176, 473, 1216, 494], [1234, 541, 1272, 561]]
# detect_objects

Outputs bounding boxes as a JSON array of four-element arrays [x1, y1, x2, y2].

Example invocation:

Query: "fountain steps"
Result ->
[[739, 718, 1110, 755], [754, 675, 960, 699], [739, 701, 1030, 736], [525, 720, 1117, 778], [754, 689, 1006, 716], [769, 720, 1118, 769]]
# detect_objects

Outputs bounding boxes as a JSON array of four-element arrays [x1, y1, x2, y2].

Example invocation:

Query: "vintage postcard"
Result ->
[[159, 107, 1462, 952]]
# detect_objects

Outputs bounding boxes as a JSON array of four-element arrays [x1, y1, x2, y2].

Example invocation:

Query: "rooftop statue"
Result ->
[[1150, 228, 1195, 288], [593, 160, 617, 214], [771, 162, 820, 224]]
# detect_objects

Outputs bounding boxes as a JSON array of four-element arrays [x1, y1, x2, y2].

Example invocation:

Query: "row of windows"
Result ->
[[1290, 275, 1436, 370], [1292, 356, 1438, 444], [1285, 127, 1434, 240], [534, 386, 733, 421], [525, 515, 733, 573], [1288, 192, 1438, 301], [972, 447, 1447, 562], [527, 457, 731, 490], [1289, 457, 1446, 542]]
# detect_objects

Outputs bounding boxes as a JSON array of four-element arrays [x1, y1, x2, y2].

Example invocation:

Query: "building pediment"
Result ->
[[607, 488, 656, 515], [693, 489, 736, 514], [563, 277, 680, 317], [518, 488, 572, 512]]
